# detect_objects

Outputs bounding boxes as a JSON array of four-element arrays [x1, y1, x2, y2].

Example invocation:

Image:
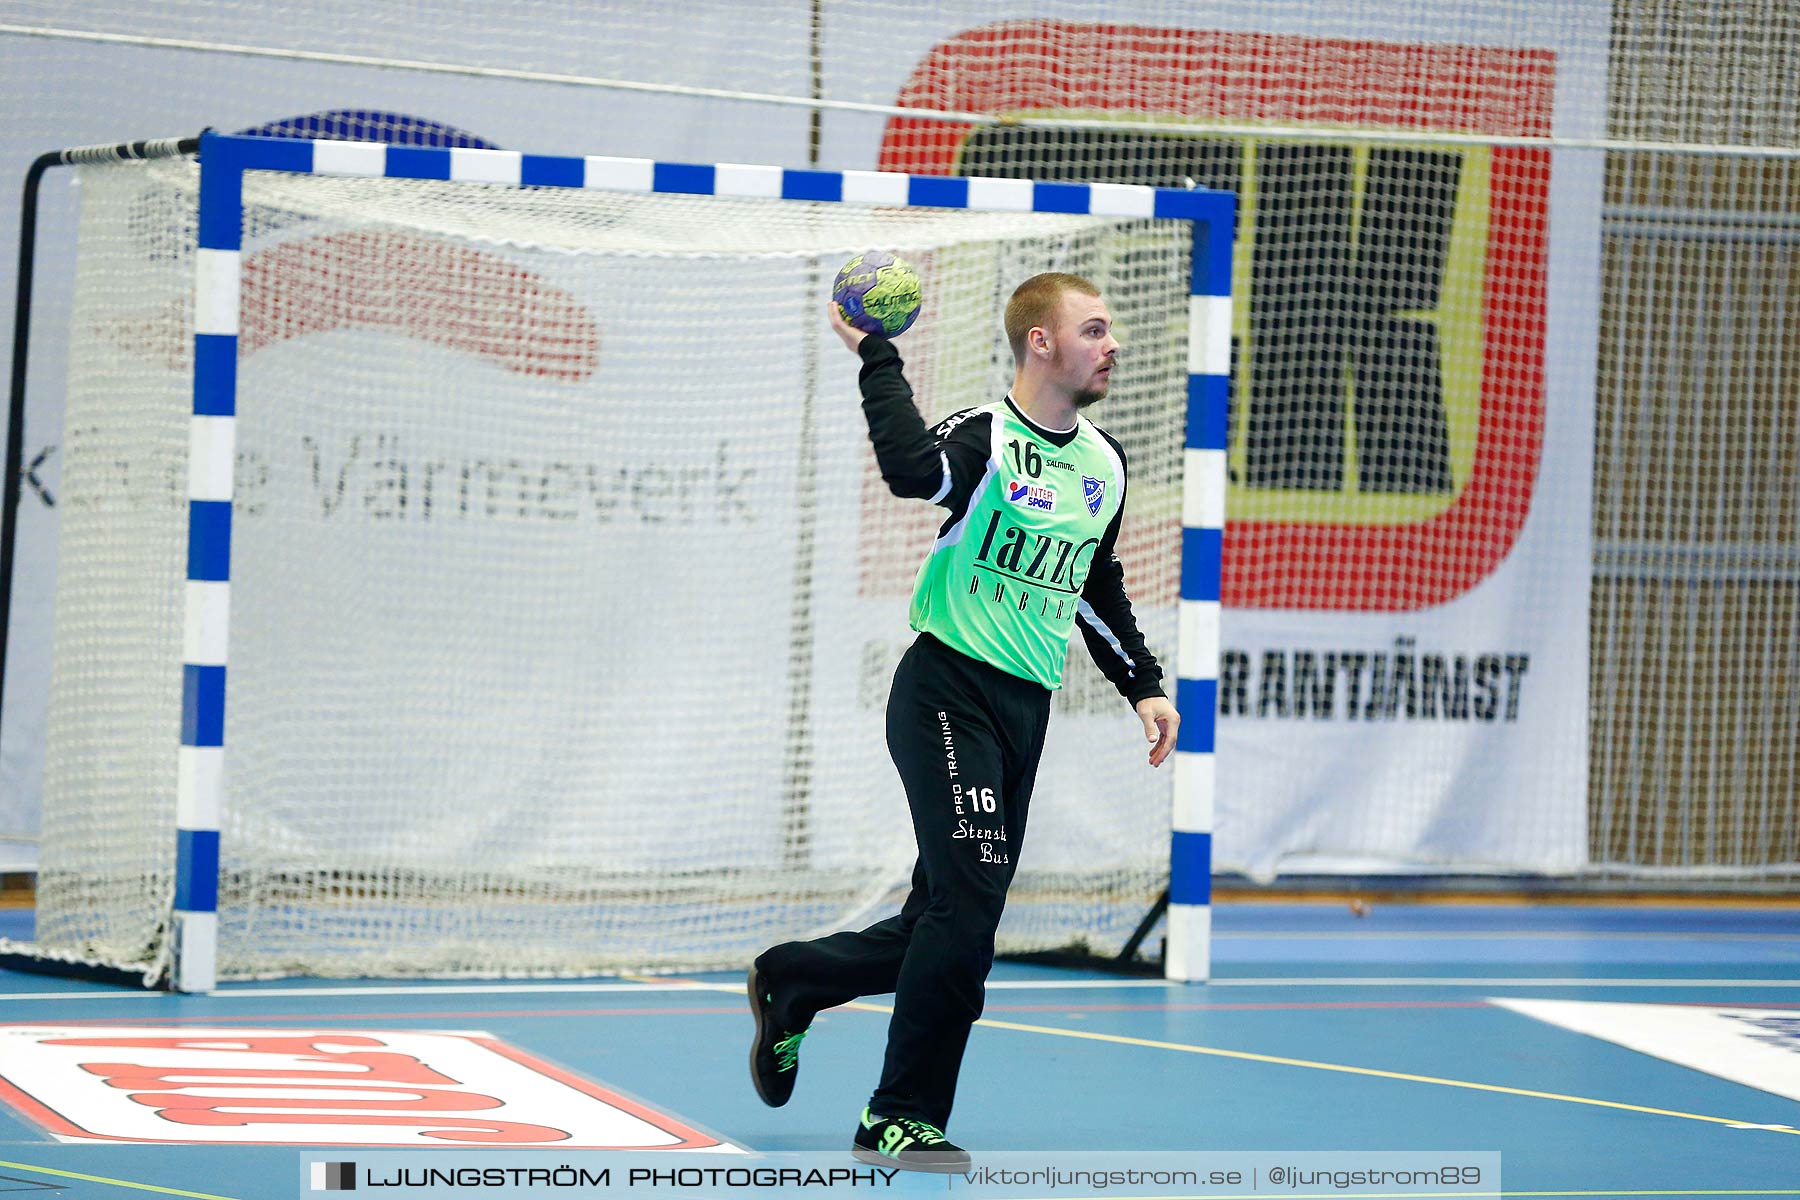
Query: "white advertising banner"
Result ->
[[1496, 1000, 1800, 1106], [1207, 24, 1605, 879], [0, 8, 812, 863], [0, 1026, 734, 1146], [818, 1, 1608, 876]]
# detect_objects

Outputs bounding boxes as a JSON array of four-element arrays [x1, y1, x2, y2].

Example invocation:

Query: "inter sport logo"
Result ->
[[1006, 480, 1056, 512]]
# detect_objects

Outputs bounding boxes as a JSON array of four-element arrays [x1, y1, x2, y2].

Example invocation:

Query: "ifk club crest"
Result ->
[[1082, 475, 1106, 517]]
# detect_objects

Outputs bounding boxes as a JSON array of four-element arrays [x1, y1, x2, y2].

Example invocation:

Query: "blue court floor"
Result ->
[[0, 903, 1795, 1199]]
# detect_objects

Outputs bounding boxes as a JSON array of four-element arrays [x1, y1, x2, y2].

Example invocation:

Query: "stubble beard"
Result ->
[[1051, 342, 1112, 409], [1075, 368, 1112, 409]]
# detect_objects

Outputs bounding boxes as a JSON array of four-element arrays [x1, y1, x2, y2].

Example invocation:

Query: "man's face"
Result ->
[[1047, 290, 1119, 409]]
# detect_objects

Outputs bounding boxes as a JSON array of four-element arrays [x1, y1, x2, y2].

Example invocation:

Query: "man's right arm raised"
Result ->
[[855, 334, 987, 507]]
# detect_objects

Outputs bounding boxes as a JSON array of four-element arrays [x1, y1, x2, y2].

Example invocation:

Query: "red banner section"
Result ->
[[879, 23, 1554, 610]]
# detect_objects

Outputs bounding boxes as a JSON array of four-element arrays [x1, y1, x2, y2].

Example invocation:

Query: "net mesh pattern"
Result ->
[[9, 1, 1799, 907], [38, 159, 1190, 978]]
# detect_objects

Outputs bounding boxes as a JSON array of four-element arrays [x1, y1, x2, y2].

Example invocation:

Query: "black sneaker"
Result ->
[[851, 1107, 971, 1173], [746, 961, 806, 1107]]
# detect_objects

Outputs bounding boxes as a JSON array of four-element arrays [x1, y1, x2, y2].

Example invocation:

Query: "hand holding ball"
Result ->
[[832, 251, 922, 338]]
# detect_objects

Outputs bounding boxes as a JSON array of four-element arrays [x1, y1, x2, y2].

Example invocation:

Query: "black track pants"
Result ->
[[758, 632, 1052, 1130]]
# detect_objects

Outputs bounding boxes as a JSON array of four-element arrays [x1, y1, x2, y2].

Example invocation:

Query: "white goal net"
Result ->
[[34, 156, 1192, 981]]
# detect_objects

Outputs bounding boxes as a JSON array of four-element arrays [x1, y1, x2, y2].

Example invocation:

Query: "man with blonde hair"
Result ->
[[748, 272, 1179, 1171]]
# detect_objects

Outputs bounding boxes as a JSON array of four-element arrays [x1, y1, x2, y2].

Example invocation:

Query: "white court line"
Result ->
[[1204, 977, 1800, 988], [653, 977, 1800, 992], [5, 977, 1800, 1003], [1217, 930, 1800, 942]]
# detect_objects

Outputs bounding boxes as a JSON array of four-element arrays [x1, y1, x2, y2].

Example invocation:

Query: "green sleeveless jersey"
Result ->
[[908, 400, 1126, 690]]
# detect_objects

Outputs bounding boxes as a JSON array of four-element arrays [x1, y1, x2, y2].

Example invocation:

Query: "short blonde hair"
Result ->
[[1004, 272, 1100, 364]]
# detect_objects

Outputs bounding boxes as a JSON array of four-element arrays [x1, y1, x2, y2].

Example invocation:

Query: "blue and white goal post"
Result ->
[[174, 131, 1233, 991]]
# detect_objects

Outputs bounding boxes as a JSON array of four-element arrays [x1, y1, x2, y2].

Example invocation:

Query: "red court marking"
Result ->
[[0, 1028, 721, 1148]]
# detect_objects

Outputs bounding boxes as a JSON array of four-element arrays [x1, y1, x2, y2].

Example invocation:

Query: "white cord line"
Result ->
[[6, 21, 1800, 159], [6, 976, 1800, 1002], [0, 23, 975, 120]]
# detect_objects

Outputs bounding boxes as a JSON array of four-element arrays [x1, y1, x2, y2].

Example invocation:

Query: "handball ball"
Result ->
[[833, 250, 922, 338]]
